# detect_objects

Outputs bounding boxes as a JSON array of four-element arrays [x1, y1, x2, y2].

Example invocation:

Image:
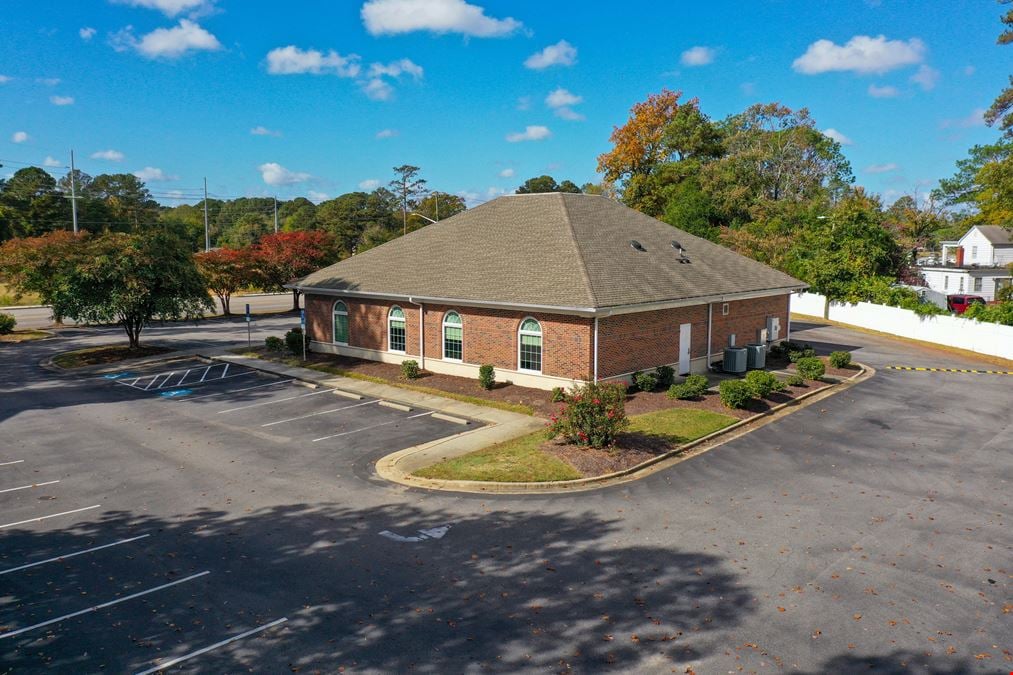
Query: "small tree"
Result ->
[[547, 381, 628, 449], [252, 231, 340, 311], [54, 232, 213, 348], [0, 231, 85, 323], [195, 247, 256, 316]]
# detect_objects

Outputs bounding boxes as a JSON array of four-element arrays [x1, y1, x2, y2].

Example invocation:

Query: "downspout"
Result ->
[[593, 316, 599, 382], [706, 302, 715, 371], [409, 297, 424, 369]]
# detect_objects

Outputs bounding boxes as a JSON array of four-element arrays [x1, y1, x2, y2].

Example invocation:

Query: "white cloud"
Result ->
[[910, 64, 939, 91], [133, 166, 178, 181], [554, 107, 584, 121], [362, 78, 394, 101], [375, 128, 398, 139], [43, 156, 62, 167], [250, 125, 282, 137], [361, 0, 521, 37], [868, 83, 900, 98], [368, 58, 423, 80], [822, 128, 853, 145], [680, 46, 716, 67], [516, 96, 531, 111], [118, 19, 222, 59], [111, 0, 213, 17], [524, 40, 577, 70], [36, 77, 61, 86], [258, 162, 311, 186], [91, 149, 125, 161], [963, 65, 975, 76], [0, 75, 10, 84], [865, 162, 899, 174], [79, 27, 96, 41], [307, 190, 329, 203], [358, 179, 380, 190], [265, 46, 361, 77], [11, 131, 29, 143], [50, 95, 74, 106], [498, 168, 515, 178], [545, 87, 584, 120], [940, 108, 986, 129], [506, 125, 551, 142], [792, 35, 925, 75]]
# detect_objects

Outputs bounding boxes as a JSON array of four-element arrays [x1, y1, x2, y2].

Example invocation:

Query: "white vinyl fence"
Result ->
[[790, 292, 1013, 361]]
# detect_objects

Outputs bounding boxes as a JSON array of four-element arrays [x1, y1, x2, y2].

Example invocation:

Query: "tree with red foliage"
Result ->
[[251, 231, 339, 310], [0, 231, 85, 323], [195, 247, 257, 316]]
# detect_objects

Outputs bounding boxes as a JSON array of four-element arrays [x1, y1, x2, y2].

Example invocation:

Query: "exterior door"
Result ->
[[678, 323, 692, 375]]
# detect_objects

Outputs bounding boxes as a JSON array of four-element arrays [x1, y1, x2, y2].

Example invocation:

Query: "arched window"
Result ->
[[518, 317, 542, 373], [332, 300, 348, 345], [388, 306, 406, 353], [442, 311, 463, 361]]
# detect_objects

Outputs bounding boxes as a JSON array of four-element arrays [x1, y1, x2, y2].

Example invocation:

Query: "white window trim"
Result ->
[[332, 300, 348, 346], [442, 310, 463, 363], [721, 302, 730, 316], [517, 316, 543, 374], [387, 305, 407, 354]]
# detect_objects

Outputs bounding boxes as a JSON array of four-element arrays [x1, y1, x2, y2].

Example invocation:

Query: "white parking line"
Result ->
[[312, 411, 433, 442], [133, 617, 288, 675], [184, 379, 294, 401], [0, 480, 60, 495], [198, 365, 214, 382], [218, 387, 334, 414], [0, 534, 150, 576], [261, 400, 378, 427], [0, 504, 101, 530], [0, 460, 24, 467], [0, 570, 210, 640]]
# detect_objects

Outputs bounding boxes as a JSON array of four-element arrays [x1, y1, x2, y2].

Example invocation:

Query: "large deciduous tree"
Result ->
[[195, 247, 257, 316], [0, 230, 83, 321], [515, 176, 582, 194], [252, 231, 340, 310], [0, 167, 68, 238]]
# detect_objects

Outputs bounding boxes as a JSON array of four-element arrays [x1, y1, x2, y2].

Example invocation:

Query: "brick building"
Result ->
[[292, 193, 806, 390]]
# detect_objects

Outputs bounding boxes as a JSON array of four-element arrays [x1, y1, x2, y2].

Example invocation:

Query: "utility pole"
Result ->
[[435, 193, 439, 222], [273, 197, 279, 233], [69, 150, 79, 234], [203, 177, 210, 252]]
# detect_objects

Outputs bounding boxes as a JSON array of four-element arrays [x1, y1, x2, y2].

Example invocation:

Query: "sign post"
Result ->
[[300, 309, 307, 361], [245, 303, 252, 348]]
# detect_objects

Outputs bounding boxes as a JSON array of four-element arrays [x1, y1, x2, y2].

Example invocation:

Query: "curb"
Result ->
[[376, 363, 874, 495]]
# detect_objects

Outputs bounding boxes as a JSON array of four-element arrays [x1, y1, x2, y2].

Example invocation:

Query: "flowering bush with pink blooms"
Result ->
[[547, 381, 628, 449]]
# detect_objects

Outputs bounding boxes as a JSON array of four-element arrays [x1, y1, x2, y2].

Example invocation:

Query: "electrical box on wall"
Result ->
[[766, 317, 781, 341]]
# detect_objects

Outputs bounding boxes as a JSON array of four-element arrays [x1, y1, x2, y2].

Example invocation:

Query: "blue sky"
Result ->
[[0, 0, 1007, 207]]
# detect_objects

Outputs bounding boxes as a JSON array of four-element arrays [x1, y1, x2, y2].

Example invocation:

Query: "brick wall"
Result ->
[[597, 294, 790, 378], [305, 294, 594, 379]]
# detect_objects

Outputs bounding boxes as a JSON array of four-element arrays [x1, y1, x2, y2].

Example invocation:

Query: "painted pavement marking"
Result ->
[[312, 410, 433, 443], [217, 387, 334, 414], [887, 365, 1012, 375], [0, 505, 101, 530], [260, 400, 378, 427], [0, 534, 150, 576], [0, 480, 59, 495], [132, 617, 288, 675]]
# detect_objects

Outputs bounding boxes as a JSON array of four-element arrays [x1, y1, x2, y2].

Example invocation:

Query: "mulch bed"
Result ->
[[622, 381, 828, 420], [54, 344, 171, 368], [545, 432, 675, 477], [282, 351, 559, 417]]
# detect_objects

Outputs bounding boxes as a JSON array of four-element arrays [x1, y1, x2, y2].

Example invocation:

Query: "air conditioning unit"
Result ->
[[766, 317, 781, 342]]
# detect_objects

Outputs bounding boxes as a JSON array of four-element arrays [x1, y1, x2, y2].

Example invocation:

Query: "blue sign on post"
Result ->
[[245, 303, 252, 347], [245, 303, 251, 322], [300, 309, 305, 327], [300, 309, 307, 360]]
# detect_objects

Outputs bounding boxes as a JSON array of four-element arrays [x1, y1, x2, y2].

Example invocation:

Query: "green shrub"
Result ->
[[963, 300, 1013, 326], [785, 373, 805, 387], [667, 373, 709, 399], [633, 370, 660, 392], [550, 386, 566, 403], [0, 313, 15, 335], [264, 336, 285, 352], [787, 346, 817, 363], [547, 381, 629, 448], [655, 365, 675, 389], [744, 370, 782, 398], [284, 327, 308, 355], [796, 356, 826, 381], [719, 379, 754, 409], [401, 359, 421, 380], [478, 364, 496, 390], [828, 351, 852, 368]]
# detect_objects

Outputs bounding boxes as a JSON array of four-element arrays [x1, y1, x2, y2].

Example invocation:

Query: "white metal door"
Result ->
[[678, 323, 691, 375]]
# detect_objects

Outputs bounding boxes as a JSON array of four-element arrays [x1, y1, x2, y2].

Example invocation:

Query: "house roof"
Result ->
[[293, 193, 806, 312], [973, 225, 1013, 246]]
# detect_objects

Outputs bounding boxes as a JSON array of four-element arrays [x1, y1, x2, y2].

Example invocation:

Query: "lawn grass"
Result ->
[[52, 344, 172, 369], [414, 431, 581, 482], [0, 330, 52, 343], [413, 407, 738, 483], [0, 283, 40, 307]]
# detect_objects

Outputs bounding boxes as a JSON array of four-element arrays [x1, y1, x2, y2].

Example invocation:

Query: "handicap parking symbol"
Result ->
[[159, 389, 192, 398], [103, 372, 134, 380]]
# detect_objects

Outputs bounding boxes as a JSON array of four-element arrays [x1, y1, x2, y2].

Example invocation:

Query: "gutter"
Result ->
[[408, 296, 424, 369]]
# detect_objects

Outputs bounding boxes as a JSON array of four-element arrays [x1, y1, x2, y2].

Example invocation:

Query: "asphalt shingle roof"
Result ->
[[293, 193, 806, 310], [974, 225, 1012, 246]]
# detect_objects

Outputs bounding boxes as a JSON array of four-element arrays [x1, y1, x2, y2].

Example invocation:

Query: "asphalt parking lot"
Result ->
[[1, 318, 1010, 672]]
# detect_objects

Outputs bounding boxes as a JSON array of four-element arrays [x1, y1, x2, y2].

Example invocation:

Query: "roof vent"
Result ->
[[678, 255, 692, 264], [630, 240, 646, 252], [671, 240, 686, 252]]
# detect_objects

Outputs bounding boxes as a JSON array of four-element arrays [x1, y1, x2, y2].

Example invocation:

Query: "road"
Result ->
[[0, 318, 1009, 672], [2, 292, 296, 330]]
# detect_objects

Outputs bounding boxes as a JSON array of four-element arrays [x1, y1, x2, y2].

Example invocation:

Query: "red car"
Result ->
[[946, 294, 986, 314]]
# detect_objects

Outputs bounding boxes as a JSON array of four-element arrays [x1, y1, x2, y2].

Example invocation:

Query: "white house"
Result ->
[[920, 225, 1013, 301]]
